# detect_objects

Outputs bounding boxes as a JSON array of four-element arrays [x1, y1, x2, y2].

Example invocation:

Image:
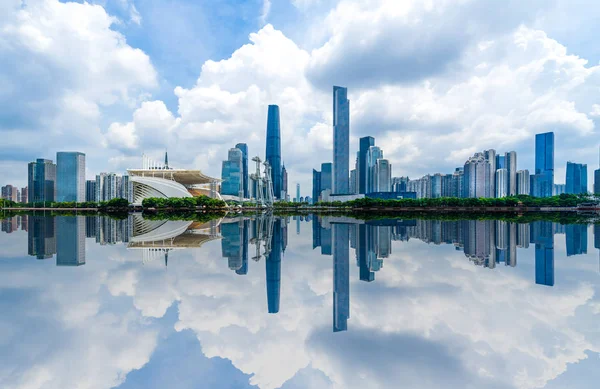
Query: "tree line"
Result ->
[[141, 196, 227, 209]]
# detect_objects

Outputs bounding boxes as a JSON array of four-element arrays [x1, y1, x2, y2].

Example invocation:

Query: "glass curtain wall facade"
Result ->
[[566, 162, 588, 194], [222, 148, 243, 197], [28, 159, 56, 203], [358, 136, 374, 194], [265, 105, 282, 199], [532, 132, 554, 198], [333, 86, 350, 194], [56, 152, 85, 202], [235, 143, 249, 199]]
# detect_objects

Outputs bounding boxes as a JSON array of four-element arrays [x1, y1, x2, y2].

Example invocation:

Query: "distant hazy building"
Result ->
[[333, 86, 350, 194], [350, 169, 357, 194], [221, 148, 243, 197], [20, 187, 28, 203], [367, 146, 383, 193], [265, 105, 282, 199], [431, 174, 442, 198], [321, 163, 333, 194], [484, 149, 496, 198], [464, 152, 492, 198], [595, 168, 600, 195], [235, 143, 249, 199], [375, 159, 391, 192], [296, 183, 300, 203], [496, 169, 508, 198], [531, 132, 554, 197], [516, 170, 530, 195], [553, 184, 566, 196], [28, 159, 57, 203], [281, 163, 288, 200], [56, 151, 85, 202], [566, 162, 587, 194], [392, 176, 409, 193], [86, 180, 96, 202], [505, 151, 517, 196], [1, 185, 18, 202]]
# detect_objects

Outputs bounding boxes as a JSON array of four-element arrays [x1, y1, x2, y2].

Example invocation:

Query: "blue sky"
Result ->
[[1, 0, 600, 196]]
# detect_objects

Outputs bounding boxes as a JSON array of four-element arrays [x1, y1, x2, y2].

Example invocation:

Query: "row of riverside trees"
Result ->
[[310, 194, 595, 208], [141, 195, 226, 209], [0, 198, 129, 209]]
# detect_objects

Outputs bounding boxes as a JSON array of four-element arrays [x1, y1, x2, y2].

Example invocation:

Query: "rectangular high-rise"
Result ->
[[235, 143, 249, 199], [313, 169, 321, 203], [321, 163, 333, 193], [516, 170, 530, 195], [56, 152, 85, 202], [505, 151, 517, 196], [265, 105, 282, 199], [333, 86, 350, 194], [532, 132, 554, 197], [28, 159, 56, 203], [358, 136, 374, 194], [566, 162, 587, 194], [221, 148, 243, 197], [595, 169, 600, 195]]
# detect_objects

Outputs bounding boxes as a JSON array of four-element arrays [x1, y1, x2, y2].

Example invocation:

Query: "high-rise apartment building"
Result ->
[[516, 170, 530, 195], [28, 159, 56, 203], [496, 169, 508, 197], [565, 162, 587, 194], [358, 136, 374, 194], [265, 105, 282, 199], [333, 86, 350, 194], [505, 151, 517, 196], [86, 180, 96, 202], [484, 150, 496, 197], [1, 185, 18, 202], [95, 173, 119, 202], [532, 132, 554, 197], [21, 187, 28, 203], [375, 159, 392, 192], [221, 148, 243, 197], [464, 152, 492, 198], [235, 143, 249, 199], [56, 152, 85, 202]]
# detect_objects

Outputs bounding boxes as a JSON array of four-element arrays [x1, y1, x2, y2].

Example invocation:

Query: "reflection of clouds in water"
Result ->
[[2, 218, 600, 388]]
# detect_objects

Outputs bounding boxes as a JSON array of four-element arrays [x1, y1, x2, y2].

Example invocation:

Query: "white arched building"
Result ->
[[127, 154, 221, 205]]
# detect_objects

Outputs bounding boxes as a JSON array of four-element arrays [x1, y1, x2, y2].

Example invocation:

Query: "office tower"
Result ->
[[496, 169, 508, 197], [119, 175, 132, 203], [350, 169, 357, 194], [565, 224, 588, 256], [463, 153, 492, 198], [20, 187, 28, 203], [85, 180, 96, 202], [496, 155, 505, 169], [532, 221, 554, 286], [28, 159, 57, 203], [566, 162, 588, 194], [553, 184, 566, 195], [221, 221, 243, 271], [430, 173, 442, 198], [505, 151, 517, 196], [265, 105, 282, 199], [321, 163, 333, 193], [28, 216, 56, 259], [452, 168, 465, 198], [266, 219, 283, 313], [375, 159, 392, 192], [358, 136, 374, 194], [235, 143, 249, 198], [333, 86, 350, 194], [281, 163, 288, 200], [484, 150, 496, 198], [516, 170, 530, 195], [392, 176, 409, 193], [56, 216, 86, 266], [333, 223, 350, 332], [532, 132, 554, 197], [56, 152, 85, 202], [221, 148, 243, 197], [366, 146, 383, 193], [296, 183, 300, 203], [313, 169, 321, 203]]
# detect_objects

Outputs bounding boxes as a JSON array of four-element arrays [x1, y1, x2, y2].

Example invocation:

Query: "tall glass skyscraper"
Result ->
[[313, 169, 321, 203], [235, 143, 249, 199], [265, 105, 282, 199], [56, 152, 85, 202], [566, 162, 587, 194], [532, 132, 554, 197], [221, 148, 243, 197], [358, 136, 374, 194], [333, 86, 350, 194], [505, 151, 517, 196], [321, 163, 333, 193], [28, 159, 57, 203]]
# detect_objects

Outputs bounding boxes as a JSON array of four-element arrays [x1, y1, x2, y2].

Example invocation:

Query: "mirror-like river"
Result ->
[[1, 213, 600, 389]]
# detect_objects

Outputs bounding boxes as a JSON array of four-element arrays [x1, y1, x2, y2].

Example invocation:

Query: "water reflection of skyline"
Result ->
[[2, 214, 600, 332]]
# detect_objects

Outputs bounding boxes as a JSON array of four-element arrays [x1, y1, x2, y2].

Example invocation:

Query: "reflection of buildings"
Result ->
[[266, 218, 283, 314], [28, 216, 56, 259], [1, 216, 20, 233], [565, 224, 588, 257], [532, 221, 554, 287], [56, 216, 86, 266], [333, 223, 350, 332], [221, 220, 244, 271]]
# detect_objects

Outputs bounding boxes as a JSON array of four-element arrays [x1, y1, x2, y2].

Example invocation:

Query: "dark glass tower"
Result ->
[[265, 105, 282, 199], [266, 218, 283, 313], [333, 223, 350, 332], [312, 169, 321, 203], [56, 152, 86, 202], [28, 159, 56, 203], [566, 162, 587, 194], [235, 143, 249, 198], [358, 136, 374, 194], [333, 86, 350, 194], [532, 221, 554, 286]]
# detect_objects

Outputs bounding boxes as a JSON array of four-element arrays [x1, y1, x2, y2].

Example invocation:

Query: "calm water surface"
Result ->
[[2, 214, 600, 389]]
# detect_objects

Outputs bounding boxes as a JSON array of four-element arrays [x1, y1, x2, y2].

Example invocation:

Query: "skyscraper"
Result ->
[[358, 136, 374, 194], [464, 153, 492, 198], [281, 163, 288, 200], [221, 148, 243, 197], [28, 159, 57, 203], [484, 149, 496, 198], [367, 146, 383, 193], [296, 183, 300, 203], [313, 169, 321, 203], [496, 169, 508, 197], [56, 152, 85, 202], [265, 105, 282, 199], [566, 162, 588, 194], [349, 169, 357, 194], [85, 180, 96, 202], [235, 143, 249, 199], [516, 170, 530, 195], [333, 86, 350, 194], [321, 163, 333, 193], [532, 132, 554, 198], [505, 151, 517, 196]]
